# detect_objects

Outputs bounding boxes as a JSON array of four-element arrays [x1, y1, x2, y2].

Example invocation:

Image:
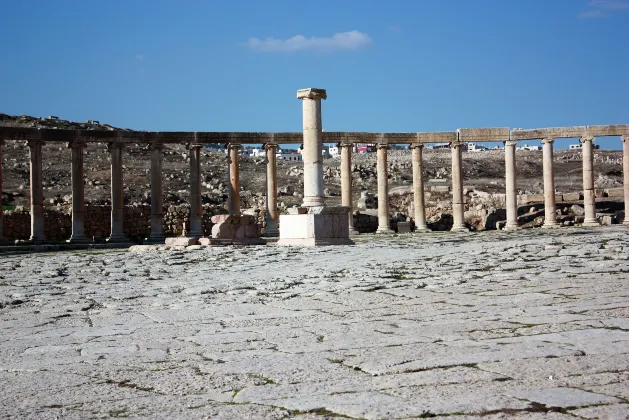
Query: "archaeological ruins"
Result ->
[[0, 88, 628, 248]]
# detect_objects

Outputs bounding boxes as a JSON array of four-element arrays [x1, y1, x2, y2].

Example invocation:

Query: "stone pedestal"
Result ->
[[210, 214, 264, 245], [277, 206, 355, 246]]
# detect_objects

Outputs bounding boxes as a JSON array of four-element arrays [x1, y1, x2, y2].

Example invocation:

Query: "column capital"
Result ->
[[579, 136, 595, 144], [107, 141, 125, 151], [187, 142, 203, 150], [67, 139, 87, 149], [27, 139, 44, 148], [338, 143, 354, 149], [504, 140, 518, 147], [297, 88, 327, 100], [149, 142, 164, 151], [376, 143, 389, 150], [541, 138, 554, 145], [409, 143, 424, 150], [263, 143, 278, 151], [622, 135, 629, 143], [450, 142, 464, 150], [226, 143, 241, 150]]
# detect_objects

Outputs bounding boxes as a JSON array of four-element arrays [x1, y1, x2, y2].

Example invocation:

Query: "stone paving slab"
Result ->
[[1, 227, 628, 419]]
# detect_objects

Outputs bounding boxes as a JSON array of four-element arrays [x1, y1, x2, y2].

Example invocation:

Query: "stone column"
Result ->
[[107, 141, 128, 242], [504, 140, 519, 230], [227, 143, 241, 216], [297, 88, 326, 207], [147, 143, 165, 243], [580, 136, 599, 226], [450, 142, 468, 232], [410, 144, 429, 232], [623, 135, 629, 225], [0, 139, 4, 242], [376, 143, 394, 234], [541, 138, 559, 228], [68, 139, 88, 243], [264, 143, 279, 236], [340, 143, 358, 234], [188, 143, 203, 238], [28, 139, 46, 244]]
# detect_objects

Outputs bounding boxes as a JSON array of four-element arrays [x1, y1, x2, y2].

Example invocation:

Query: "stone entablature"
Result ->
[[1, 124, 628, 145]]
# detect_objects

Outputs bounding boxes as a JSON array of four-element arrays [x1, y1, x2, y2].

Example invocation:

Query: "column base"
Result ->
[[263, 230, 280, 237], [582, 219, 600, 227], [503, 223, 520, 231], [623, 220, 629, 226], [29, 237, 46, 245], [145, 234, 166, 244], [376, 227, 395, 234], [450, 226, 469, 233], [542, 221, 560, 229], [107, 235, 130, 243], [414, 226, 431, 233], [68, 236, 91, 244], [349, 228, 359, 235]]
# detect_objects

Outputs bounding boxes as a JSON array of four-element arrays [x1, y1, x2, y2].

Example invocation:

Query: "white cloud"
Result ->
[[245, 30, 372, 53], [589, 0, 629, 9], [579, 0, 629, 18], [578, 9, 608, 18]]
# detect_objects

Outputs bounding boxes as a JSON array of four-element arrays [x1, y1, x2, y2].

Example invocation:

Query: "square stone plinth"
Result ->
[[277, 206, 355, 246]]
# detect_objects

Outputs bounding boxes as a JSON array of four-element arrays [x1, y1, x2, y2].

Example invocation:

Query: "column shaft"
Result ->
[[69, 140, 88, 243], [504, 140, 519, 230], [300, 94, 325, 207], [227, 144, 241, 216], [340, 144, 358, 234], [376, 144, 394, 233], [264, 144, 279, 236], [542, 138, 559, 228], [108, 142, 128, 242], [621, 135, 629, 225], [0, 140, 4, 242], [28, 140, 45, 244], [450, 142, 468, 232], [148, 143, 165, 242], [581, 136, 599, 226], [411, 144, 429, 232], [188, 143, 203, 238]]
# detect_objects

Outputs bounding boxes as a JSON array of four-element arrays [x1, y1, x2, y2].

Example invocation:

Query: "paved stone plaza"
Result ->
[[1, 228, 629, 419]]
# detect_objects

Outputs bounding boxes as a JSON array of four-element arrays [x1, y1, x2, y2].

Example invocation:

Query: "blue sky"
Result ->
[[1, 0, 628, 149]]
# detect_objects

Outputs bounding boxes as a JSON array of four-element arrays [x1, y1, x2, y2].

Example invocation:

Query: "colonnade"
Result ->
[[0, 132, 628, 245]]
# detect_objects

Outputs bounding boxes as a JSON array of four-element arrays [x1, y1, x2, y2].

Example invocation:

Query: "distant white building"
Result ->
[[516, 144, 542, 151], [328, 145, 340, 157], [250, 148, 265, 157], [276, 152, 302, 161], [570, 143, 600, 150], [466, 143, 489, 152]]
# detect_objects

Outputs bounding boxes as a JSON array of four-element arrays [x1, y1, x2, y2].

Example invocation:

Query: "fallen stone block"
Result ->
[[165, 237, 198, 246], [562, 193, 580, 201], [211, 214, 234, 224], [212, 222, 236, 239], [397, 222, 411, 233], [520, 194, 544, 204], [604, 187, 624, 197]]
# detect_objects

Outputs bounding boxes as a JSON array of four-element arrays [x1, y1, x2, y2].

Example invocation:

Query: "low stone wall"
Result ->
[[1, 204, 240, 242]]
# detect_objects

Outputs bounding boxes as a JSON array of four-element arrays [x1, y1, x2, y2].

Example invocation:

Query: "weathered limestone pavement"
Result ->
[[1, 228, 629, 418]]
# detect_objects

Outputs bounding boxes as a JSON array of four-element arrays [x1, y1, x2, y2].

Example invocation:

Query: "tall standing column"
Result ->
[[504, 140, 519, 230], [28, 139, 46, 244], [0, 139, 4, 242], [264, 143, 279, 236], [376, 143, 394, 234], [148, 143, 165, 243], [450, 142, 468, 232], [68, 139, 88, 243], [411, 144, 429, 232], [107, 141, 128, 242], [188, 143, 203, 238], [297, 88, 326, 207], [580, 136, 599, 227], [541, 138, 559, 228], [340, 143, 358, 234], [227, 143, 241, 216], [623, 135, 629, 225]]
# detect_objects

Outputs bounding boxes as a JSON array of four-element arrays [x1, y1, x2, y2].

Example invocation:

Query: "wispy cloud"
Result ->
[[135, 54, 144, 61], [578, 0, 629, 18], [245, 30, 372, 53]]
